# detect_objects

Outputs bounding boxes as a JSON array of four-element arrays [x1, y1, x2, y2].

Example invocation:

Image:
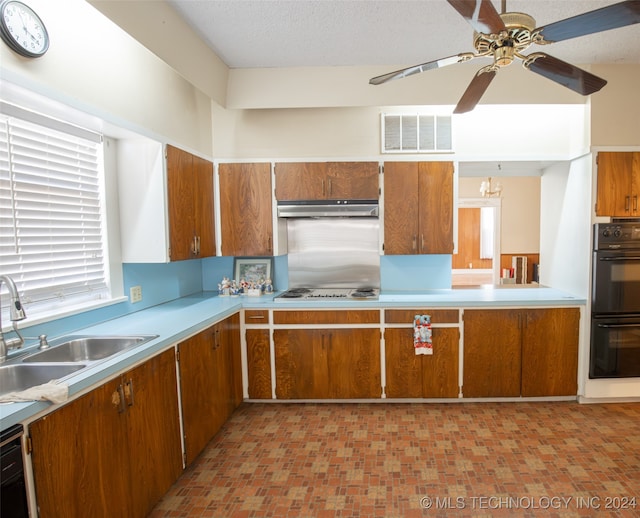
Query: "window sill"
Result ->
[[1, 296, 128, 334]]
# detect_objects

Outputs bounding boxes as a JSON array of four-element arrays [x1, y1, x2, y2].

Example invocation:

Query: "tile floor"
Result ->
[[150, 402, 640, 517]]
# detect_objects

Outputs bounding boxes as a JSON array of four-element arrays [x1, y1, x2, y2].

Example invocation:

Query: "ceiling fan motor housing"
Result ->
[[473, 12, 537, 66]]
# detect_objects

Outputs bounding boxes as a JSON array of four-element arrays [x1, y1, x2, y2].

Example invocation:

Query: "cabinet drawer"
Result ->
[[385, 309, 459, 324], [245, 309, 270, 323], [274, 310, 380, 325]]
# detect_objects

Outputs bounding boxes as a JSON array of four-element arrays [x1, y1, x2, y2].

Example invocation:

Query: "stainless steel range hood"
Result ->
[[277, 199, 378, 218]]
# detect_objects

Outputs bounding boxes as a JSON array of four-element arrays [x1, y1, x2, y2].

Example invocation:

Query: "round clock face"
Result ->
[[0, 0, 49, 57]]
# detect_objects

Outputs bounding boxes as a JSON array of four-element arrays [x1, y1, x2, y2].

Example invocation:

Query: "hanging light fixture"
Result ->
[[480, 164, 503, 197]]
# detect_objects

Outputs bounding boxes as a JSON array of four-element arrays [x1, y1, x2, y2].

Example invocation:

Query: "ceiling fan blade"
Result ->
[[453, 67, 497, 114], [524, 53, 607, 95], [369, 53, 474, 85], [535, 0, 640, 43], [446, 0, 506, 34]]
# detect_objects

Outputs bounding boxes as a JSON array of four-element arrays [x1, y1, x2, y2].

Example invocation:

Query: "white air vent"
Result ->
[[382, 114, 452, 153]]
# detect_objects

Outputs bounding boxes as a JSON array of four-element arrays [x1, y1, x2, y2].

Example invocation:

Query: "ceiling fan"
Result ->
[[369, 0, 640, 113]]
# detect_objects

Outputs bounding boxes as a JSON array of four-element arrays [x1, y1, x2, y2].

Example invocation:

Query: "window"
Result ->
[[0, 102, 109, 323], [382, 113, 453, 153]]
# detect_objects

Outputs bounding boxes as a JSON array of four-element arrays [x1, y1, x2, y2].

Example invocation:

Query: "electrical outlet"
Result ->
[[130, 285, 142, 303]]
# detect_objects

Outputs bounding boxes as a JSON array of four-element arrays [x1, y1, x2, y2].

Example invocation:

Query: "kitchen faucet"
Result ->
[[0, 274, 27, 362]]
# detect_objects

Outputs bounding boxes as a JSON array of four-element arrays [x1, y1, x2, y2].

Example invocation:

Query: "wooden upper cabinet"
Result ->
[[219, 162, 273, 256], [596, 151, 640, 217], [384, 161, 454, 254], [275, 161, 379, 200], [166, 144, 215, 261]]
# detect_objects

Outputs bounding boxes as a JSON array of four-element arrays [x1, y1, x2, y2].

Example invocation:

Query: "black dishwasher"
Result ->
[[1, 424, 29, 518]]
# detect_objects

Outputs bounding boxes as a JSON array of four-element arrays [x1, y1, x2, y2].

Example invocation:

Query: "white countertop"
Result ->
[[1, 286, 585, 429]]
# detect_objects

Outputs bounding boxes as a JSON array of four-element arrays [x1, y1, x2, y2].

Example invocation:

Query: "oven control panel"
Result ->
[[594, 222, 640, 249]]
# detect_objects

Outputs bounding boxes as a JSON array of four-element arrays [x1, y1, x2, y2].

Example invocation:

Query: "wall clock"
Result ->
[[0, 0, 49, 57]]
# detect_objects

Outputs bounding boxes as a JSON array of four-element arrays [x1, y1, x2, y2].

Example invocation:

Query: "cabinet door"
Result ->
[[30, 378, 131, 518], [385, 327, 459, 398], [463, 309, 522, 397], [179, 325, 219, 465], [596, 152, 635, 216], [325, 162, 379, 200], [219, 163, 273, 256], [125, 349, 183, 518], [385, 328, 423, 398], [225, 313, 243, 408], [246, 328, 273, 399], [193, 154, 216, 257], [421, 328, 459, 398], [419, 162, 454, 254], [383, 162, 420, 254], [274, 329, 329, 398], [167, 144, 196, 261], [274, 162, 326, 200], [521, 308, 579, 397], [327, 329, 381, 398]]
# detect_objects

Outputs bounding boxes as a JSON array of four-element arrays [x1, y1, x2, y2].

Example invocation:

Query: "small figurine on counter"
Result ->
[[264, 278, 273, 293], [218, 277, 231, 296]]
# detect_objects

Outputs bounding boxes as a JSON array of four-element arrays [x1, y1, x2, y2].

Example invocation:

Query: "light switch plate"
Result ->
[[130, 285, 142, 303]]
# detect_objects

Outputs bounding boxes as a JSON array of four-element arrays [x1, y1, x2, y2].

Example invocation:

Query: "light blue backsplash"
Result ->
[[15, 254, 450, 341], [380, 255, 452, 290]]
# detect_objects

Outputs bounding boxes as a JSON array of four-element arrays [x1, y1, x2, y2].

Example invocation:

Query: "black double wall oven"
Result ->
[[590, 221, 640, 378]]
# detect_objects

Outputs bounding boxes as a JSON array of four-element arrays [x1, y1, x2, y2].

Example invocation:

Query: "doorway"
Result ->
[[452, 198, 501, 286]]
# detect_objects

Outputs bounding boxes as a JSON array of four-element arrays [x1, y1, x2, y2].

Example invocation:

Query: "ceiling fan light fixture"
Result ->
[[495, 45, 515, 66]]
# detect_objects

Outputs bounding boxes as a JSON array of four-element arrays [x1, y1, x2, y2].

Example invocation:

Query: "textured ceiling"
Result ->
[[167, 0, 640, 69]]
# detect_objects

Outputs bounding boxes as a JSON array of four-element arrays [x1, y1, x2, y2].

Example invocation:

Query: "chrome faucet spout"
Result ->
[[0, 275, 27, 362]]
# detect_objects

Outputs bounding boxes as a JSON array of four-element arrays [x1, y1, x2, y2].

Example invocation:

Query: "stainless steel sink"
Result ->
[[22, 335, 158, 363], [0, 364, 86, 395]]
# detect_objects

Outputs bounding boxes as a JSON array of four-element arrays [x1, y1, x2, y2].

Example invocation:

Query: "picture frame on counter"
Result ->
[[233, 257, 273, 285]]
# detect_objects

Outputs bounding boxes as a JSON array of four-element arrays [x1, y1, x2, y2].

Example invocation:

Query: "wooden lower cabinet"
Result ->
[[179, 313, 242, 465], [385, 327, 460, 398], [463, 308, 579, 397], [274, 328, 381, 399], [29, 349, 182, 518], [521, 308, 580, 397], [246, 328, 273, 399]]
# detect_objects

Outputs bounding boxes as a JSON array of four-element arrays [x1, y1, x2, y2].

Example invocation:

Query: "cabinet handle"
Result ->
[[116, 384, 126, 414], [124, 379, 135, 407], [196, 236, 201, 255], [191, 236, 198, 255], [328, 178, 332, 197], [322, 179, 326, 197], [412, 235, 417, 251], [634, 195, 638, 212], [421, 234, 425, 251], [625, 195, 630, 212], [248, 315, 265, 320]]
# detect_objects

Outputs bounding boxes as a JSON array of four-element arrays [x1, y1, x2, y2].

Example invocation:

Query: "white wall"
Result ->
[[88, 0, 228, 108], [591, 65, 640, 147], [0, 0, 213, 156], [539, 158, 592, 298]]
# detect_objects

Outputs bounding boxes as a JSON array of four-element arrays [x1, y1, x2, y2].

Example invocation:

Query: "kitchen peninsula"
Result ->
[[0, 285, 584, 428]]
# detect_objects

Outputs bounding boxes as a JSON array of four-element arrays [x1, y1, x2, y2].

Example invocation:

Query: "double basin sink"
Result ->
[[0, 335, 158, 397]]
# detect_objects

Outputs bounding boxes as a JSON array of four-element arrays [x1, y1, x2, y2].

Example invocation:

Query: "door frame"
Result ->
[[456, 197, 502, 284]]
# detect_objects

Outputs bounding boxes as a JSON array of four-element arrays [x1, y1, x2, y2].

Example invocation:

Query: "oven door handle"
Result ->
[[598, 256, 640, 261], [597, 323, 640, 329]]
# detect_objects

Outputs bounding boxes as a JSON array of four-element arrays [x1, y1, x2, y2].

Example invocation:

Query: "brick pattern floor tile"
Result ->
[[150, 402, 640, 517]]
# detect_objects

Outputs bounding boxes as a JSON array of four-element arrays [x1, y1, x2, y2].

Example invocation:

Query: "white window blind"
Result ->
[[0, 109, 108, 320]]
